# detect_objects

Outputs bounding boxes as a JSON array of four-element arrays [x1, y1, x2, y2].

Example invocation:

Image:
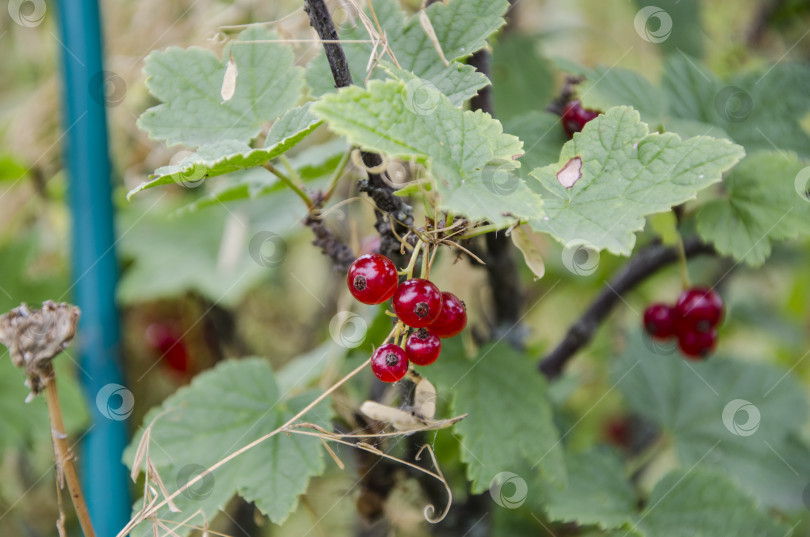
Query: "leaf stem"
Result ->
[[674, 233, 691, 289], [45, 372, 97, 537], [264, 162, 314, 210], [404, 238, 424, 279], [321, 149, 352, 205]]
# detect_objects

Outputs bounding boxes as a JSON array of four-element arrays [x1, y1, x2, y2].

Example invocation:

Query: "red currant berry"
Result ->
[[643, 303, 678, 340], [347, 254, 398, 305], [428, 292, 467, 338], [675, 287, 723, 332], [561, 100, 599, 138], [677, 328, 717, 359], [371, 344, 409, 382], [392, 278, 443, 328], [405, 328, 441, 366], [145, 323, 189, 374]]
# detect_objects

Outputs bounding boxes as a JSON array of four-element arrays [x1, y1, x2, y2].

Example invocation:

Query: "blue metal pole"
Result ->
[[55, 0, 131, 534]]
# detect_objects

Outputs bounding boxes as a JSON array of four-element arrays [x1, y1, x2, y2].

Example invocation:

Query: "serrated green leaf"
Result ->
[[696, 151, 810, 267], [305, 0, 505, 105], [313, 79, 542, 225], [428, 341, 565, 492], [129, 104, 321, 198], [637, 467, 787, 537], [538, 447, 637, 530], [124, 358, 331, 534], [176, 140, 349, 214], [528, 106, 744, 255], [662, 56, 810, 158], [614, 330, 810, 511], [138, 27, 304, 147]]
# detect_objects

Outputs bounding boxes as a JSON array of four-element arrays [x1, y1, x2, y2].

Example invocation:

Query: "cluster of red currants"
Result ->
[[347, 253, 467, 383], [643, 287, 724, 359]]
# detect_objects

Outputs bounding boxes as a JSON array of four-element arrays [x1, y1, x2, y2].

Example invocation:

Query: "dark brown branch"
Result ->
[[304, 0, 413, 263], [539, 237, 716, 378], [304, 0, 353, 88], [468, 50, 525, 348]]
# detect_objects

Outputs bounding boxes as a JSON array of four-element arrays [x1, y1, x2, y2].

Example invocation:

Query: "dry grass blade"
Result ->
[[418, 10, 449, 66]]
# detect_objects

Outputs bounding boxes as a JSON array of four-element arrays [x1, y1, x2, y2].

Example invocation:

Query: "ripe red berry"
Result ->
[[561, 100, 599, 138], [428, 292, 467, 338], [675, 287, 723, 332], [677, 328, 717, 359], [145, 323, 189, 374], [392, 278, 443, 328], [347, 254, 398, 305], [405, 328, 441, 366], [371, 344, 409, 382], [643, 303, 678, 340]]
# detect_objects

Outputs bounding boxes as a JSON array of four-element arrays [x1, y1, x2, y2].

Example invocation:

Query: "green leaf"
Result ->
[[662, 56, 810, 158], [117, 203, 275, 306], [124, 358, 331, 533], [537, 447, 637, 530], [725, 63, 810, 159], [696, 151, 810, 267], [637, 467, 788, 537], [528, 106, 744, 255], [613, 330, 810, 511], [428, 341, 565, 492], [313, 79, 543, 226], [138, 27, 304, 147], [661, 54, 720, 124], [129, 104, 321, 198], [503, 110, 568, 178], [579, 67, 666, 127], [175, 140, 348, 214], [305, 0, 505, 105], [492, 34, 554, 121]]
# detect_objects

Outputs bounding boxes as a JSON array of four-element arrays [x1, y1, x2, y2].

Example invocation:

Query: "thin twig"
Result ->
[[539, 237, 716, 378], [45, 373, 97, 537]]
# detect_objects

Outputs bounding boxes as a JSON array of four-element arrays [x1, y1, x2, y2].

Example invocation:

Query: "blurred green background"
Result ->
[[2, 0, 810, 535]]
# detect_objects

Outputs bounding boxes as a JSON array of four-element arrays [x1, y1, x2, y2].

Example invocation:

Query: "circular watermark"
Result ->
[[169, 151, 206, 189], [331, 0, 359, 31], [249, 231, 287, 267], [384, 160, 409, 187], [8, 0, 46, 27], [714, 86, 753, 123], [96, 383, 135, 421], [88, 70, 127, 107], [482, 161, 519, 196], [176, 464, 215, 500], [403, 78, 441, 116], [329, 311, 367, 348], [634, 6, 672, 43], [722, 399, 760, 437], [642, 333, 679, 356], [561, 240, 600, 276], [794, 166, 810, 202], [489, 471, 528, 509]]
